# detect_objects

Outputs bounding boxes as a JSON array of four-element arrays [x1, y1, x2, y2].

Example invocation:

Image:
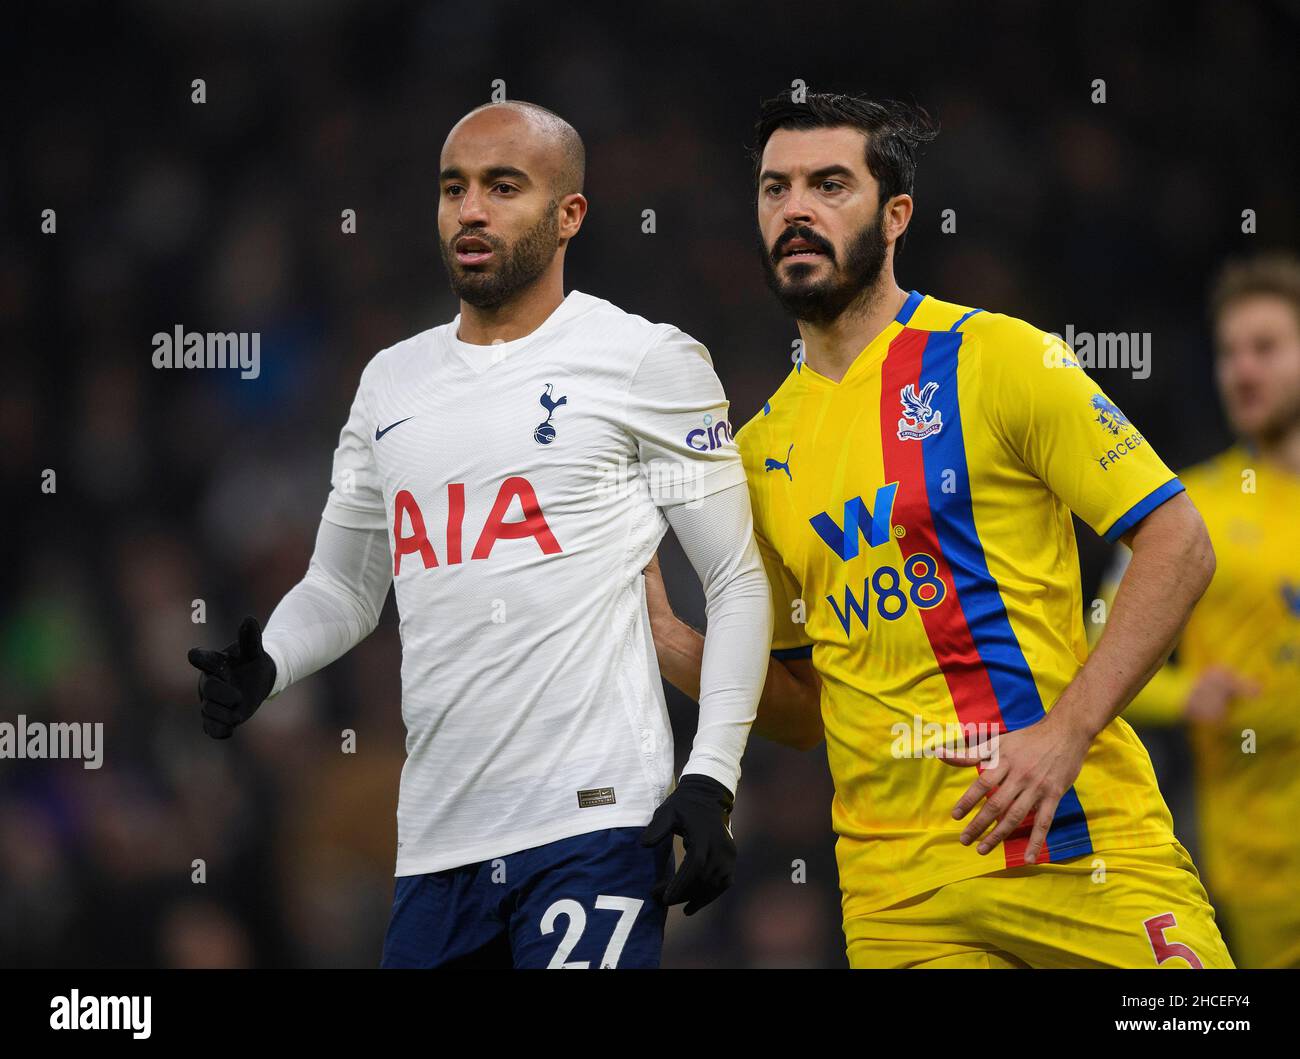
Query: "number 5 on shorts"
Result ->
[[1143, 912, 1205, 968]]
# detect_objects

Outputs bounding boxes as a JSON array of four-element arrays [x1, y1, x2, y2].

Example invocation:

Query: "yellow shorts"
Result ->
[[844, 841, 1234, 969]]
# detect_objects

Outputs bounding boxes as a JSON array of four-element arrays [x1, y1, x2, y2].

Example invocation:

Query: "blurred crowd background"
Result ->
[[3, 0, 1297, 968]]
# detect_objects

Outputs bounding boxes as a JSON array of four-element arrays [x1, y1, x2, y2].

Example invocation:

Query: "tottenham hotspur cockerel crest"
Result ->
[[897, 381, 943, 441]]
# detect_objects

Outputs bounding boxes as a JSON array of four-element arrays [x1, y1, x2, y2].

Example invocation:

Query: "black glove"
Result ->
[[639, 774, 736, 916], [187, 616, 276, 740]]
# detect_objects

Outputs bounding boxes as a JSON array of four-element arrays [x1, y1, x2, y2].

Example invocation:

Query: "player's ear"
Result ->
[[883, 193, 913, 246], [557, 192, 587, 243]]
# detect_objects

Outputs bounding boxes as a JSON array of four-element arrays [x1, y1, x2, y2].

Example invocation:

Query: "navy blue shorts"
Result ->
[[381, 827, 674, 968]]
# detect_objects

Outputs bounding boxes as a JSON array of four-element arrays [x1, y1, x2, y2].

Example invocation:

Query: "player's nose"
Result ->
[[457, 188, 490, 225], [780, 191, 816, 226]]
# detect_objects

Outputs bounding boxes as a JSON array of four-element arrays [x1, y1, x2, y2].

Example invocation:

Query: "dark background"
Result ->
[[2, 0, 1296, 967]]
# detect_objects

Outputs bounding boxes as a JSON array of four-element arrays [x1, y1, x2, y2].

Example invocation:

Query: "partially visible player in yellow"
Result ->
[[645, 93, 1233, 967], [1092, 254, 1300, 968]]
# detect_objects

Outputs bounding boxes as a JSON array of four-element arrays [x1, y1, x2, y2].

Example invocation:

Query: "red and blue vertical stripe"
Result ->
[[880, 298, 1093, 867]]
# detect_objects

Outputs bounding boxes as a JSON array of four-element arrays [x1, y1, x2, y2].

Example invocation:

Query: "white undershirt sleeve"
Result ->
[[662, 480, 774, 795], [260, 516, 394, 696]]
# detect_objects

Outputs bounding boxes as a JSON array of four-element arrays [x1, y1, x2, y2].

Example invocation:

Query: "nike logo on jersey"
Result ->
[[375, 417, 415, 440]]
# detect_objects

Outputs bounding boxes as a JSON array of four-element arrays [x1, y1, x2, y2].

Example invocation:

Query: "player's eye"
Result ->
[[763, 183, 786, 198], [493, 183, 517, 195], [443, 184, 464, 197], [820, 180, 844, 193]]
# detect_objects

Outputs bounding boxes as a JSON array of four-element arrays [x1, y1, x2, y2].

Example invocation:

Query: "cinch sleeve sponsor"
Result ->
[[624, 328, 748, 507]]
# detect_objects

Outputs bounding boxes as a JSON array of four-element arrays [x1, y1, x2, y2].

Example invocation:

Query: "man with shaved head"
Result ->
[[436, 102, 586, 315], [187, 101, 772, 968]]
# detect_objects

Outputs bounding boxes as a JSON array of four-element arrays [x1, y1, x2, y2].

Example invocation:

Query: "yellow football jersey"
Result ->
[[1104, 446, 1300, 947], [737, 290, 1184, 917]]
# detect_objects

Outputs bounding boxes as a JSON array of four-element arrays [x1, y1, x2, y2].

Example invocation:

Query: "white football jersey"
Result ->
[[321, 290, 746, 875]]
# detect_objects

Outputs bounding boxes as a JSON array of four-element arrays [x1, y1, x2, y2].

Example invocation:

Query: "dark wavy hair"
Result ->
[[751, 92, 939, 209]]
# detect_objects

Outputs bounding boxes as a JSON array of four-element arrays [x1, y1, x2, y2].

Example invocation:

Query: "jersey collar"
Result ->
[[795, 290, 926, 388], [895, 289, 924, 326]]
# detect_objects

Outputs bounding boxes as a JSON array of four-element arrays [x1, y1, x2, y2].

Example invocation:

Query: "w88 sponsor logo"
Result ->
[[827, 553, 946, 635]]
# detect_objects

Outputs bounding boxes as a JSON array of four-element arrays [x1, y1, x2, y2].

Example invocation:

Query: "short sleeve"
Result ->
[[624, 328, 748, 506], [984, 318, 1183, 542], [755, 520, 813, 659], [321, 366, 388, 531]]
